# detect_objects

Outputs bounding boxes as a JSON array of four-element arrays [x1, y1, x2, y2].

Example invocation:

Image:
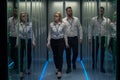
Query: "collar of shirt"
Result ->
[[97, 16, 105, 21], [53, 22, 61, 25], [11, 17, 18, 25], [12, 17, 18, 21], [65, 17, 74, 26], [20, 22, 24, 26], [66, 16, 74, 21], [20, 22, 26, 30]]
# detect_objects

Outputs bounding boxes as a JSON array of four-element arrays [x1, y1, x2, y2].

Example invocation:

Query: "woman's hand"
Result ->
[[65, 43, 69, 48], [47, 42, 50, 48], [32, 42, 36, 48]]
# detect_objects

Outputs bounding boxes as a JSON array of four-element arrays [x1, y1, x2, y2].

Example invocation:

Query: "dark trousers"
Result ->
[[20, 39, 32, 72], [51, 38, 65, 72], [92, 36, 105, 70], [108, 37, 116, 69], [65, 36, 78, 69], [9, 37, 18, 69]]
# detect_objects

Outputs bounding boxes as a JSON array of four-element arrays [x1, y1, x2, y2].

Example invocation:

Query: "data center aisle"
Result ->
[[9, 53, 116, 80], [42, 61, 86, 80]]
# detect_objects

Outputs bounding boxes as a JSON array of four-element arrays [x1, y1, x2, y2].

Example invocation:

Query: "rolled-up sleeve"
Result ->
[[63, 24, 68, 45]]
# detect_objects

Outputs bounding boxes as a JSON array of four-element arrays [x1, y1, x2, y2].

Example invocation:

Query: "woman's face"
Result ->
[[54, 13, 60, 22], [21, 13, 26, 22]]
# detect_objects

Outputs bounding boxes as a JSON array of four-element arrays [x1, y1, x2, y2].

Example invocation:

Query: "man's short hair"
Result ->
[[66, 6, 72, 11]]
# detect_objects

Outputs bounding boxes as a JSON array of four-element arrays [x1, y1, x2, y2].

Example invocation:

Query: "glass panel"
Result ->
[[7, 0, 47, 80], [7, 0, 20, 79], [7, 1, 15, 80], [84, 0, 117, 80]]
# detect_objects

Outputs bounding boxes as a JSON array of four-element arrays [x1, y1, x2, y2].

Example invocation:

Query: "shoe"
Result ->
[[57, 76, 61, 79], [66, 68, 71, 74], [73, 64, 76, 70], [57, 72, 62, 79]]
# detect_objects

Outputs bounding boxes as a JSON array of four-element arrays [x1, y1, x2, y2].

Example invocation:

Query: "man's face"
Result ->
[[13, 9, 18, 17], [99, 8, 104, 16], [66, 8, 72, 17]]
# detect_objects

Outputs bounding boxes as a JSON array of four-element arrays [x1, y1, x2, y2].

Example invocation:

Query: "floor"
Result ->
[[8, 58, 116, 80], [8, 47, 116, 80]]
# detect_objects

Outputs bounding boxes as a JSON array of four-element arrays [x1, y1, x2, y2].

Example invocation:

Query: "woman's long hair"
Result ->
[[20, 12, 26, 23], [54, 11, 62, 23]]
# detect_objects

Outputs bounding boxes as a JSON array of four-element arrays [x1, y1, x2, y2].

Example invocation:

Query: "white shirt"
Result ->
[[16, 22, 35, 44], [88, 16, 111, 39], [8, 17, 18, 37], [63, 16, 83, 39], [47, 22, 68, 45]]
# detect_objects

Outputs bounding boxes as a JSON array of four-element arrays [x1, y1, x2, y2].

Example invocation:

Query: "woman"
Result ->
[[47, 12, 69, 79], [16, 12, 36, 78]]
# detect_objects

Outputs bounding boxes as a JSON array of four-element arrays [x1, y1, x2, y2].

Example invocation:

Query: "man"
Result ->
[[8, 7, 18, 72], [88, 7, 111, 73], [63, 6, 83, 73]]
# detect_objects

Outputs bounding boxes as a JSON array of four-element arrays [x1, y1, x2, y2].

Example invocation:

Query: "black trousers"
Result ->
[[51, 38, 65, 72], [9, 37, 18, 69], [65, 36, 78, 69], [20, 39, 32, 72], [92, 36, 105, 70]]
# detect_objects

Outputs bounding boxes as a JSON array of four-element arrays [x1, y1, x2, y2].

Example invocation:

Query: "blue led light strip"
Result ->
[[80, 61, 90, 80], [39, 61, 48, 80]]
